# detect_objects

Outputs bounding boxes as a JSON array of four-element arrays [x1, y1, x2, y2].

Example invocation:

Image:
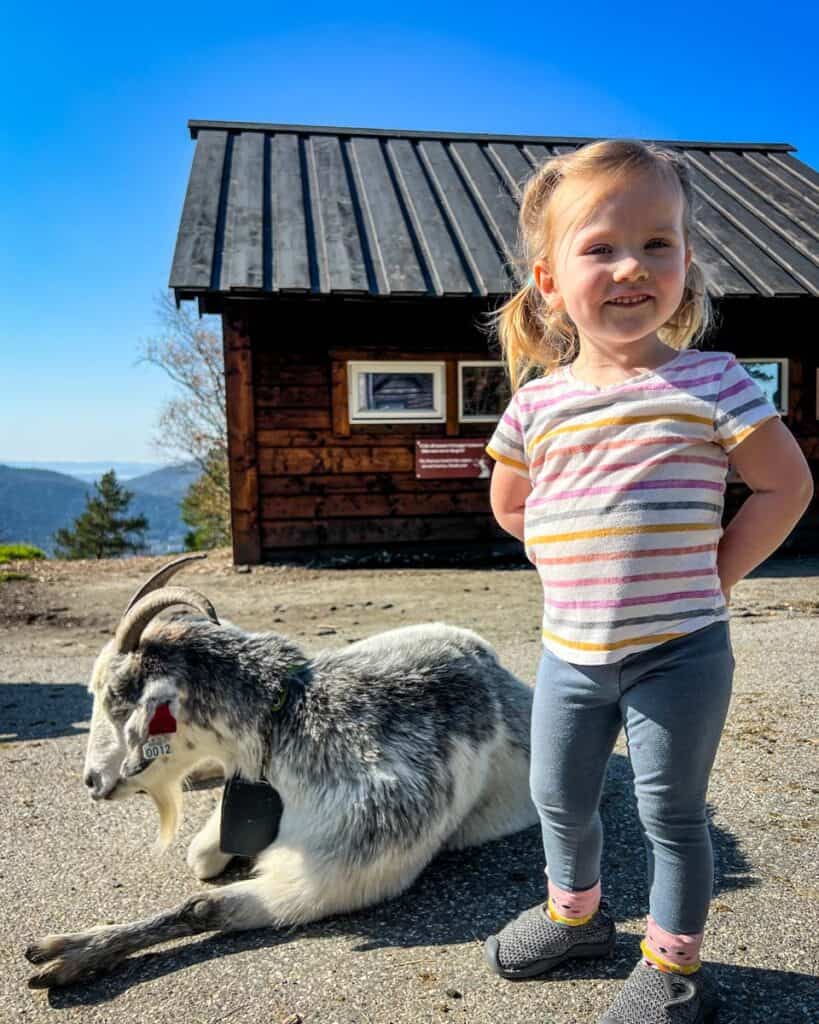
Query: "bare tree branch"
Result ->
[[138, 293, 229, 501]]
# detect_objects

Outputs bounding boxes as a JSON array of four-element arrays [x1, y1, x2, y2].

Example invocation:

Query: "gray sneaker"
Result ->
[[599, 961, 718, 1023], [484, 902, 615, 979]]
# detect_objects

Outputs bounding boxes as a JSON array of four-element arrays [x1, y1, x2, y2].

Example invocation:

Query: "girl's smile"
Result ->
[[607, 293, 653, 306]]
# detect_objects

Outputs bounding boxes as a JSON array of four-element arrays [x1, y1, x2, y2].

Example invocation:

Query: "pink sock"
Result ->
[[546, 879, 601, 924], [642, 915, 703, 974]]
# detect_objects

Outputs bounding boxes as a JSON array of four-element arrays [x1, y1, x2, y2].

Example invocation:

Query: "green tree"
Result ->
[[54, 471, 149, 559], [181, 448, 231, 550]]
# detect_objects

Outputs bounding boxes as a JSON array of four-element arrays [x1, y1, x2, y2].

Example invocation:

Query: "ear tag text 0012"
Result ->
[[220, 776, 284, 857]]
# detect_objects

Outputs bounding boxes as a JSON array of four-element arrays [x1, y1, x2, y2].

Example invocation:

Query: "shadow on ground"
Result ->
[[38, 751, 808, 1023], [745, 555, 819, 578], [0, 682, 91, 743]]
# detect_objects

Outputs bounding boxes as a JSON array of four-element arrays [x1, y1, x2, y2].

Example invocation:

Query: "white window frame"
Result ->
[[347, 361, 446, 423], [458, 360, 508, 422], [738, 358, 788, 415]]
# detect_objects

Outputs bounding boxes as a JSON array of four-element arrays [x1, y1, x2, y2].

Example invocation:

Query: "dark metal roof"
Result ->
[[170, 120, 819, 303]]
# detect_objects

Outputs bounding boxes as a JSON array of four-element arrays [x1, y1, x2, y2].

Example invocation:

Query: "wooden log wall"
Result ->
[[223, 313, 261, 564], [713, 297, 819, 551], [238, 299, 509, 557], [224, 295, 819, 563]]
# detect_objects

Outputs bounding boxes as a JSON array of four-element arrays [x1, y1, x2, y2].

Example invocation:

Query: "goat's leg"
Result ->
[[25, 878, 270, 988], [444, 742, 537, 849], [187, 794, 233, 880], [26, 835, 446, 988]]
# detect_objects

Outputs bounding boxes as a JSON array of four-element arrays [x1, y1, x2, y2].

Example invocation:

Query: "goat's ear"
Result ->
[[124, 688, 179, 751]]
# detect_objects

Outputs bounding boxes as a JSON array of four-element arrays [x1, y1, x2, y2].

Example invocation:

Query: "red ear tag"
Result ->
[[148, 702, 177, 735]]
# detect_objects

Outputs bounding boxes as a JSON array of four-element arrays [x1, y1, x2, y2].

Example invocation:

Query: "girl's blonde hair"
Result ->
[[489, 139, 714, 390]]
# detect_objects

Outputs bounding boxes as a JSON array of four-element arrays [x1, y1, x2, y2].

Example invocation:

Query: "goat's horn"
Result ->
[[115, 586, 220, 654], [122, 554, 208, 616]]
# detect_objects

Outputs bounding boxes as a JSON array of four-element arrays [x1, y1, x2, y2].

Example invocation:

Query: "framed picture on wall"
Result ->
[[458, 362, 511, 421], [738, 358, 788, 415]]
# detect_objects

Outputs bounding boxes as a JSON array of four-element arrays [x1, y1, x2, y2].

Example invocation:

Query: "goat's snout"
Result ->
[[84, 770, 109, 800]]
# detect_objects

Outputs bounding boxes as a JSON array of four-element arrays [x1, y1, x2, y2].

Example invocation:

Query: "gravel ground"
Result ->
[[0, 554, 817, 1023]]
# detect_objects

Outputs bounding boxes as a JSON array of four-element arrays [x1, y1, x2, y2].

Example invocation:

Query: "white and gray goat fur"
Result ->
[[25, 555, 537, 988]]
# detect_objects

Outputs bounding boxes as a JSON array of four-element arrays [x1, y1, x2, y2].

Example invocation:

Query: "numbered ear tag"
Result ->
[[142, 739, 171, 760], [148, 702, 177, 735]]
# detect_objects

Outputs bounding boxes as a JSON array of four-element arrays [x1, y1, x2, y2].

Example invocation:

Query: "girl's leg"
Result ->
[[619, 621, 734, 969], [484, 648, 621, 979], [529, 647, 622, 916]]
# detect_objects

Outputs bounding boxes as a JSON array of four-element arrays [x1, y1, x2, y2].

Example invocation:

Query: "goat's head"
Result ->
[[83, 554, 219, 844]]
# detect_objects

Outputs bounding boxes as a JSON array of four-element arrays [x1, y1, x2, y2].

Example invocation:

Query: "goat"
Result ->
[[25, 555, 537, 988]]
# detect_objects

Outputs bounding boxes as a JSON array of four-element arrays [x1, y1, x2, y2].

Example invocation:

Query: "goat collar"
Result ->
[[271, 660, 309, 713]]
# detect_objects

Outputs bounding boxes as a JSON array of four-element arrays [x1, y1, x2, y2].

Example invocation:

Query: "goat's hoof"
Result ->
[[25, 945, 49, 965], [28, 965, 62, 989], [25, 936, 66, 965], [28, 959, 94, 989], [27, 954, 80, 988], [26, 947, 114, 988]]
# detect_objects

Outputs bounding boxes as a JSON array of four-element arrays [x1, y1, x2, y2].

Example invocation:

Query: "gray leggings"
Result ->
[[530, 621, 734, 935]]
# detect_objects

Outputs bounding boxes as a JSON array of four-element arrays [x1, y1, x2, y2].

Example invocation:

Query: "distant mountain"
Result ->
[[4, 460, 168, 482], [0, 464, 201, 556], [128, 462, 201, 500]]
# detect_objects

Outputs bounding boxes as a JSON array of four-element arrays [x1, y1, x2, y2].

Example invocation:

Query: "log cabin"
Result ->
[[169, 121, 819, 564]]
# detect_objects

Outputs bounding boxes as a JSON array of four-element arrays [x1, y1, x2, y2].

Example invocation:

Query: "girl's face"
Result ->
[[533, 171, 692, 357]]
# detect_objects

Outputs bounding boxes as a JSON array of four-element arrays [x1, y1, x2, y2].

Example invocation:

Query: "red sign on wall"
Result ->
[[415, 440, 492, 479]]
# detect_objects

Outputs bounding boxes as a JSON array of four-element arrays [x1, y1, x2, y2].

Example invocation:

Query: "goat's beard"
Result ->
[[143, 775, 185, 849]]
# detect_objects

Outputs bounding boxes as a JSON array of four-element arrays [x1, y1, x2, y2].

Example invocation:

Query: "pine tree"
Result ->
[[54, 470, 149, 559], [181, 449, 231, 550]]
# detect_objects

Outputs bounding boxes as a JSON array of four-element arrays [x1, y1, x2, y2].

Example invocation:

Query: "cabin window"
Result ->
[[738, 358, 788, 415], [458, 362, 510, 421], [347, 361, 446, 423]]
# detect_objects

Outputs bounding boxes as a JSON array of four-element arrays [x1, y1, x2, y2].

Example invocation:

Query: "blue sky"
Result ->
[[2, 1, 816, 462]]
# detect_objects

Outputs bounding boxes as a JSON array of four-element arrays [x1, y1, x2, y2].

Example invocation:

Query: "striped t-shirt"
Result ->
[[486, 348, 780, 665]]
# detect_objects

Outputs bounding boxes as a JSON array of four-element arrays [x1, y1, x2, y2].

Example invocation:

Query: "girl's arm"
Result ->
[[489, 462, 533, 543], [718, 417, 814, 597]]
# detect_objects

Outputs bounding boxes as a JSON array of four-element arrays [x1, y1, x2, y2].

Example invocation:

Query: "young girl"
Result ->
[[483, 140, 813, 1023]]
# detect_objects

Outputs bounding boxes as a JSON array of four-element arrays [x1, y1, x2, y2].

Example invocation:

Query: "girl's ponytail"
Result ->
[[487, 153, 581, 390], [492, 278, 577, 390], [659, 259, 713, 349]]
